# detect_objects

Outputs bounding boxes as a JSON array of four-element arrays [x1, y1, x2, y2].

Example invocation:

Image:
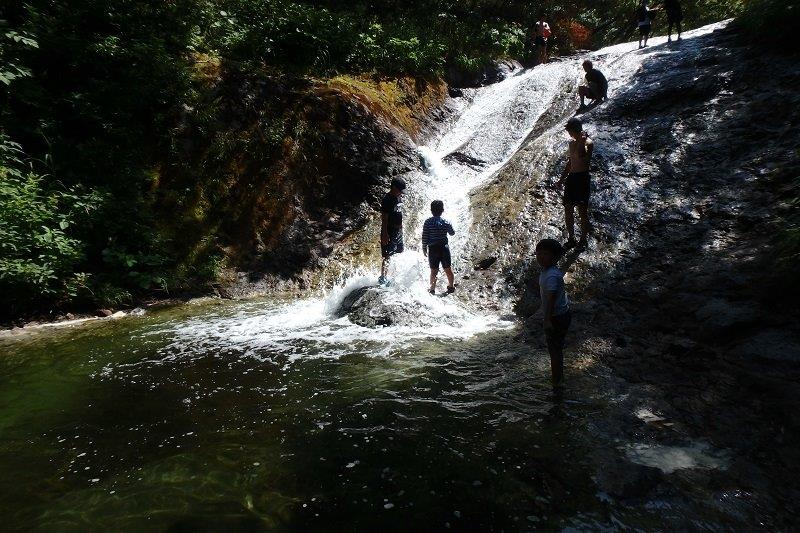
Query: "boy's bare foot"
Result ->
[[564, 238, 578, 250], [446, 286, 455, 294], [428, 287, 435, 295], [577, 238, 588, 250]]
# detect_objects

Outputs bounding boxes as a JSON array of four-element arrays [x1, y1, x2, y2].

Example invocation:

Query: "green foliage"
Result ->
[[738, 0, 798, 47], [0, 134, 101, 312]]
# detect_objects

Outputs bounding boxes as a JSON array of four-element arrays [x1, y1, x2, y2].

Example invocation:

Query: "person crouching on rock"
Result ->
[[557, 117, 593, 250], [422, 200, 455, 295], [578, 60, 608, 109], [536, 239, 571, 390], [379, 177, 406, 285]]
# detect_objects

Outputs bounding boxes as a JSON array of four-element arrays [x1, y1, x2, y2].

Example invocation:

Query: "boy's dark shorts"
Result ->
[[381, 232, 404, 258], [427, 243, 452, 270], [564, 172, 591, 206], [545, 311, 572, 353], [639, 24, 651, 36], [667, 10, 683, 23], [535, 36, 547, 47]]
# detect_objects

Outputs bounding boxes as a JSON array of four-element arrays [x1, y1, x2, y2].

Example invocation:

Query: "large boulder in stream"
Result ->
[[336, 286, 421, 328]]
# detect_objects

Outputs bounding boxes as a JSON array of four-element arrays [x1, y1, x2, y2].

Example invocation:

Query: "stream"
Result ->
[[0, 23, 760, 531]]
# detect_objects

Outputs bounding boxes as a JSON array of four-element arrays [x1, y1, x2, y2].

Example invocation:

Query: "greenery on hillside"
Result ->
[[0, 0, 763, 319]]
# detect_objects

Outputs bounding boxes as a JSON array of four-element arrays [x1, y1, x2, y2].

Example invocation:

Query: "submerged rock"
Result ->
[[595, 455, 663, 499]]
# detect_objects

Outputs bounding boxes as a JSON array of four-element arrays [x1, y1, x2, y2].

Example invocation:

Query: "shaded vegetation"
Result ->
[[0, 0, 776, 318]]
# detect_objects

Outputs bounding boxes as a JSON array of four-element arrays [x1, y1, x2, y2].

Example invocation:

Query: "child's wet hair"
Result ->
[[566, 117, 583, 133], [431, 200, 444, 216], [535, 238, 564, 259]]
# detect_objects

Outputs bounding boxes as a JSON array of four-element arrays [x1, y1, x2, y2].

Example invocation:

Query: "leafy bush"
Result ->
[[0, 135, 102, 314], [738, 0, 798, 47]]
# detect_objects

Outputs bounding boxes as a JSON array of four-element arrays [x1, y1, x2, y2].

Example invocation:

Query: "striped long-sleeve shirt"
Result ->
[[421, 216, 455, 246]]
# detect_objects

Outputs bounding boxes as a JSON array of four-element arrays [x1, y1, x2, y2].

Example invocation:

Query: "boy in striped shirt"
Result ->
[[422, 200, 456, 295]]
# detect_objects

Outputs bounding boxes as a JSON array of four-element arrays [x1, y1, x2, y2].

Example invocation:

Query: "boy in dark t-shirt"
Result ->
[[664, 0, 683, 42], [379, 177, 406, 284], [578, 60, 608, 108]]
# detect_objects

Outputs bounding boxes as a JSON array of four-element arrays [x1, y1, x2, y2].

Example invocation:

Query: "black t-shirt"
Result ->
[[664, 0, 682, 16], [381, 192, 403, 233], [585, 68, 608, 97]]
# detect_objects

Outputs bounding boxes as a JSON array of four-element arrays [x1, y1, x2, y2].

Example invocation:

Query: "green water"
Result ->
[[0, 298, 756, 531]]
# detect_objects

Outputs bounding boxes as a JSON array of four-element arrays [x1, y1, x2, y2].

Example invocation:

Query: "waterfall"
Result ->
[[146, 22, 727, 361]]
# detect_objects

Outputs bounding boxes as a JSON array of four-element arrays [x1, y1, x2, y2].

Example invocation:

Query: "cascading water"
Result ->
[[128, 24, 724, 362], [138, 61, 592, 362]]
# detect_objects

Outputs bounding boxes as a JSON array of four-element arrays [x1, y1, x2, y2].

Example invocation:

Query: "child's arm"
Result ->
[[543, 291, 557, 330], [421, 221, 429, 256], [447, 221, 455, 236], [381, 213, 389, 245], [584, 135, 594, 161]]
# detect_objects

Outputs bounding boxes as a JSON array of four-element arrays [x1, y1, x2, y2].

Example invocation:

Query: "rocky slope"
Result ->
[[456, 24, 799, 523]]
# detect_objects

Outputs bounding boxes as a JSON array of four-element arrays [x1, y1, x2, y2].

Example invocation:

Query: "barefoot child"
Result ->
[[557, 117, 593, 249], [535, 239, 571, 388], [421, 200, 455, 295]]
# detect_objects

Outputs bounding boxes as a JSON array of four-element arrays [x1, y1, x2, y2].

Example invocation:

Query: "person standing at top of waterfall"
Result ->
[[578, 60, 608, 109], [378, 177, 406, 285], [637, 0, 656, 49], [535, 238, 571, 390], [557, 117, 593, 249], [421, 200, 456, 295], [533, 13, 552, 65], [664, 0, 683, 42]]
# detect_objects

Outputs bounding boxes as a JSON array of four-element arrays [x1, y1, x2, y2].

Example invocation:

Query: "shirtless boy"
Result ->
[[557, 117, 593, 249]]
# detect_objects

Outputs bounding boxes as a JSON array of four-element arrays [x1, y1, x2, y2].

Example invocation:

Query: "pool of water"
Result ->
[[0, 299, 611, 531], [0, 294, 766, 531]]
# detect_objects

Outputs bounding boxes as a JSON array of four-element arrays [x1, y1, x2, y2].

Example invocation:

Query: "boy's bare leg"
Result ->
[[564, 203, 576, 243], [578, 204, 590, 245], [429, 268, 438, 292], [545, 331, 565, 388], [381, 258, 388, 279], [443, 267, 455, 289]]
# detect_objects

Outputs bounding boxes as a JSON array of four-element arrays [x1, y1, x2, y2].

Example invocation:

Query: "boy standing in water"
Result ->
[[422, 200, 456, 295], [536, 239, 571, 389], [557, 117, 593, 249], [379, 177, 406, 284]]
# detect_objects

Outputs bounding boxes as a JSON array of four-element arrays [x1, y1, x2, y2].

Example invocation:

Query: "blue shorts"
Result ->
[[381, 232, 404, 258], [427, 243, 452, 270]]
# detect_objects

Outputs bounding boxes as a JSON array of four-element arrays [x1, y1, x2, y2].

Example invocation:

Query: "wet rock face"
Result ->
[[161, 68, 452, 292], [446, 60, 523, 88]]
